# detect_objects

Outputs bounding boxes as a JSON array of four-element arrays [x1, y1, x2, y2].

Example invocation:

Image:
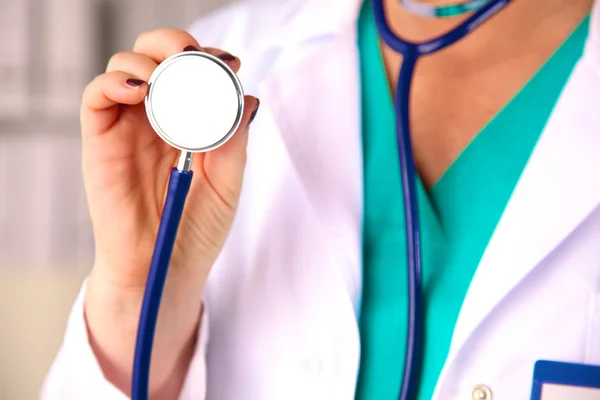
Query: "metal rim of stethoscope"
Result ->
[[144, 50, 246, 153]]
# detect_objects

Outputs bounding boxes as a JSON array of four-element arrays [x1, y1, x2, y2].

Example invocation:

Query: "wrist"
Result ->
[[85, 267, 204, 346], [84, 266, 204, 395], [86, 259, 206, 316]]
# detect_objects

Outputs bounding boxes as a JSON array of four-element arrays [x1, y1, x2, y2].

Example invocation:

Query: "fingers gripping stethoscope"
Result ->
[[132, 1, 511, 399]]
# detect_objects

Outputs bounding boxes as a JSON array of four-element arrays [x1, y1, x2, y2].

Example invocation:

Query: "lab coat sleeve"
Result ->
[[40, 280, 209, 400]]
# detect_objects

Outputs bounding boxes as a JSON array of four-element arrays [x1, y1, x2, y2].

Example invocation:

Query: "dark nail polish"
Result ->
[[184, 45, 200, 52], [218, 52, 236, 62], [125, 78, 145, 88], [249, 99, 260, 124]]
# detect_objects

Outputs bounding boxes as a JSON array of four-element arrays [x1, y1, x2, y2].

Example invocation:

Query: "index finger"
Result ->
[[133, 28, 201, 64]]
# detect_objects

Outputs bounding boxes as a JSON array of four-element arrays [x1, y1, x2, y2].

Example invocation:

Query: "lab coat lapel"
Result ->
[[257, 1, 364, 307], [446, 11, 600, 365]]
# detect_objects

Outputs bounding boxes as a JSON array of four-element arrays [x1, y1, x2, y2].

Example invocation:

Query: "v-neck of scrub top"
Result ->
[[355, 3, 590, 400]]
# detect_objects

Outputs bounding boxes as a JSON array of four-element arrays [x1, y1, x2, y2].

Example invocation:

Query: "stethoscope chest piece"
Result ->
[[145, 51, 245, 153]]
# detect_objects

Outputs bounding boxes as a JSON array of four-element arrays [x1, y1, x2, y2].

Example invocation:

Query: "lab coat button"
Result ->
[[303, 356, 322, 377], [471, 385, 492, 400]]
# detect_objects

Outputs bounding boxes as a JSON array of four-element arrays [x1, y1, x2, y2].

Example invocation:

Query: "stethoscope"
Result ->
[[131, 51, 245, 400], [131, 1, 511, 399]]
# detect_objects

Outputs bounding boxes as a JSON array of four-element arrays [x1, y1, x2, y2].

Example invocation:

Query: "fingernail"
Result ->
[[125, 78, 145, 88], [217, 52, 236, 62], [249, 99, 260, 124], [184, 45, 200, 52]]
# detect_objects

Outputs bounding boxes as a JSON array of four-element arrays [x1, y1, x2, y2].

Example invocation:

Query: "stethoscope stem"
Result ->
[[178, 151, 194, 172]]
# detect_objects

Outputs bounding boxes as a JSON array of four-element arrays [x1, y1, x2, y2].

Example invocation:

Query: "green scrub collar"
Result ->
[[400, 0, 494, 17]]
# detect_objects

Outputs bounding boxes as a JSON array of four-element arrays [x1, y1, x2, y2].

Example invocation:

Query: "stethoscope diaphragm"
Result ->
[[145, 51, 245, 153]]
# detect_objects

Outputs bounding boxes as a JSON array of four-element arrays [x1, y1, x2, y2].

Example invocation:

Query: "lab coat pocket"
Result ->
[[586, 292, 600, 364]]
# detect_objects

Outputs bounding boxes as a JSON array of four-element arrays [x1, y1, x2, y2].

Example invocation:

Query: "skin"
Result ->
[[81, 1, 592, 399], [381, 0, 593, 187]]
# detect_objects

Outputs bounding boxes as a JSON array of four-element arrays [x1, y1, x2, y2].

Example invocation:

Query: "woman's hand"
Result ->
[[81, 28, 259, 398]]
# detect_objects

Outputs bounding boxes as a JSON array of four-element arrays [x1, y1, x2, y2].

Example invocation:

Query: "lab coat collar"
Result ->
[[264, 0, 362, 47]]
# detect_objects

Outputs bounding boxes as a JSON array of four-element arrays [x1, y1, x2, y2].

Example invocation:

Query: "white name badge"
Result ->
[[531, 360, 600, 400]]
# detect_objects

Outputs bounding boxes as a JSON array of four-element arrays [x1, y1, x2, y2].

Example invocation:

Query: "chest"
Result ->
[[378, 22, 587, 188]]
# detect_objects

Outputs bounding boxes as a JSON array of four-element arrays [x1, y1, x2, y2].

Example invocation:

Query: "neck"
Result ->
[[383, 0, 592, 64]]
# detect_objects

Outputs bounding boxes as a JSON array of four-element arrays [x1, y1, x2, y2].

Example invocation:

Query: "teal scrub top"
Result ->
[[355, 3, 590, 400]]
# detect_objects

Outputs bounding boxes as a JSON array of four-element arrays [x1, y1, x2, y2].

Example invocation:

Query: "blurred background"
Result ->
[[0, 0, 234, 398]]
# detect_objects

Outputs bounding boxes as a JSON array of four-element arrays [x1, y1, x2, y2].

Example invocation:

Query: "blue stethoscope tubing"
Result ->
[[371, 0, 511, 399], [132, 168, 193, 400]]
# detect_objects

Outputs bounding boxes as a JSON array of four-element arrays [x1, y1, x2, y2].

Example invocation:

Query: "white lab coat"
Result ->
[[41, 0, 600, 399]]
